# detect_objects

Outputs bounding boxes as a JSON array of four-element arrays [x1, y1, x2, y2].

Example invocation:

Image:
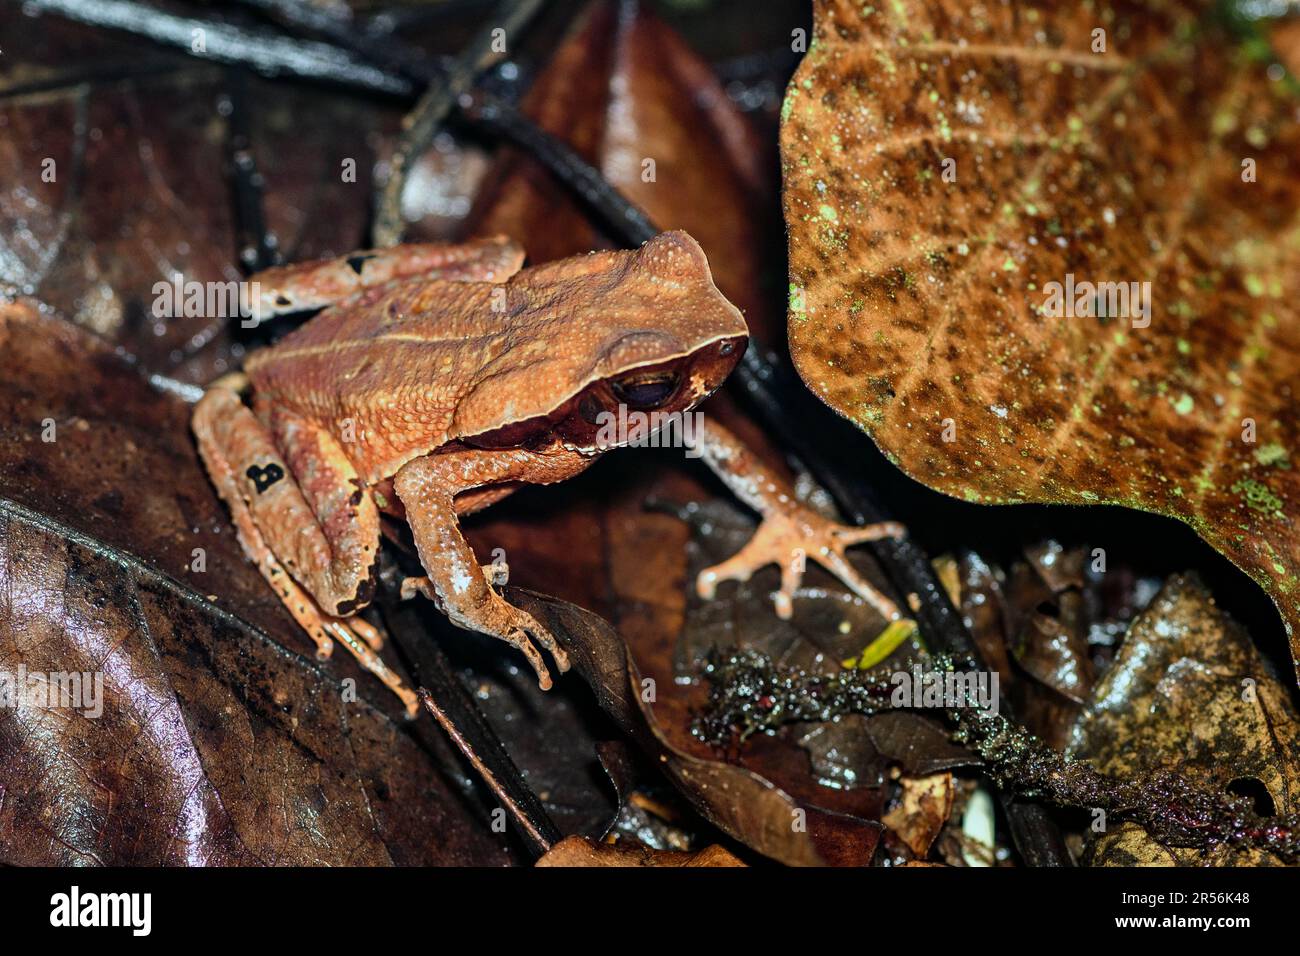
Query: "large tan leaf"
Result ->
[[782, 1, 1300, 669]]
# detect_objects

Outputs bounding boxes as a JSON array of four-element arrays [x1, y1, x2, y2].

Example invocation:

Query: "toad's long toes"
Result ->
[[697, 508, 906, 622], [323, 618, 419, 717], [507, 628, 553, 690], [525, 620, 570, 674], [832, 521, 907, 546]]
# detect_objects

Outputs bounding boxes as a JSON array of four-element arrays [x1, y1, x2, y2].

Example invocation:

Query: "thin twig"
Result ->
[[379, 594, 562, 858], [461, 92, 661, 243], [230, 0, 448, 85], [223, 67, 282, 273], [22, 0, 414, 96], [419, 690, 558, 856], [371, 0, 547, 247]]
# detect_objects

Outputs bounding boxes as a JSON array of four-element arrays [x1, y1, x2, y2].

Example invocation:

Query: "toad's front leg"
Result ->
[[691, 419, 907, 622], [393, 444, 593, 689]]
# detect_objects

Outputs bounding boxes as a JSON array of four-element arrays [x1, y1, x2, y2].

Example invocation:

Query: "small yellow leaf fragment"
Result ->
[[842, 618, 918, 670]]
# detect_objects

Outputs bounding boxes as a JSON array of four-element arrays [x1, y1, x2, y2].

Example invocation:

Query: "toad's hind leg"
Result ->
[[251, 235, 525, 318], [691, 419, 907, 623], [192, 378, 417, 716]]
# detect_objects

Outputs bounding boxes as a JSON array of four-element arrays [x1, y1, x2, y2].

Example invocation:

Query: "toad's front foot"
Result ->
[[696, 505, 906, 621], [401, 575, 571, 690]]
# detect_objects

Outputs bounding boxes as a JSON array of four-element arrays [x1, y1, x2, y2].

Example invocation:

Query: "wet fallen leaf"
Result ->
[[954, 552, 1016, 688], [782, 0, 1300, 672], [594, 739, 700, 851], [0, 302, 511, 865], [1001, 550, 1095, 746], [1068, 573, 1300, 865], [946, 541, 1161, 747], [535, 834, 744, 867]]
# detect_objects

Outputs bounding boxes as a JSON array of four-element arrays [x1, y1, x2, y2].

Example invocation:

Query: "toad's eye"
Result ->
[[611, 370, 680, 409]]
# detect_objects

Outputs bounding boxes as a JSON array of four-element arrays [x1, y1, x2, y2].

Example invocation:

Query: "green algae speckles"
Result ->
[[1255, 443, 1291, 469], [1232, 478, 1285, 517]]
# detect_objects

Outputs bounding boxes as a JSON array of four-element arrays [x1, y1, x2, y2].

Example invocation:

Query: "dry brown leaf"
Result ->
[[782, 0, 1300, 672], [535, 835, 745, 867], [0, 3, 394, 384], [467, 0, 780, 339]]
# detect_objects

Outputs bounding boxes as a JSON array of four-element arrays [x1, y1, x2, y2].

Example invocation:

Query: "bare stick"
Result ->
[[370, 0, 547, 247]]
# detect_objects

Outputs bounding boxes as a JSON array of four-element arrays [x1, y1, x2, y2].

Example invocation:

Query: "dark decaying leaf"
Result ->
[[509, 589, 882, 866], [1069, 574, 1300, 865], [953, 552, 1016, 686], [782, 0, 1300, 672], [0, 5, 395, 385], [593, 739, 702, 851], [997, 549, 1096, 747], [945, 541, 1164, 748], [0, 303, 510, 865]]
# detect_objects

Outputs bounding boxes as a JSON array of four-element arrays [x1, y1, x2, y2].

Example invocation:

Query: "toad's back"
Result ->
[[244, 232, 748, 482], [246, 275, 531, 478]]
